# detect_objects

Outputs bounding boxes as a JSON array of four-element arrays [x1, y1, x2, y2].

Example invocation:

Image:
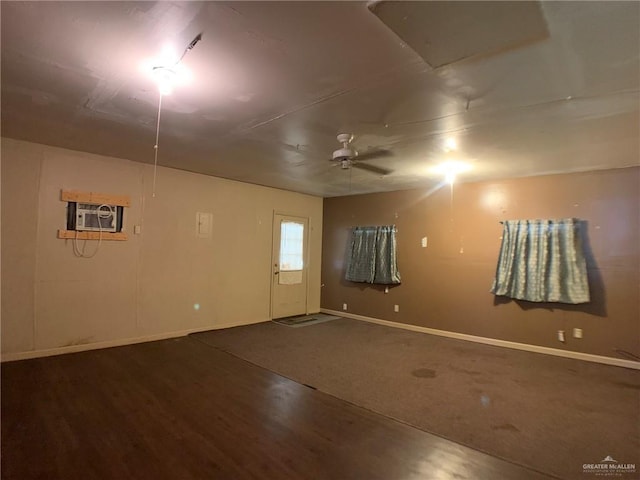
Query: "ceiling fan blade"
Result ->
[[354, 149, 393, 161], [352, 162, 393, 176]]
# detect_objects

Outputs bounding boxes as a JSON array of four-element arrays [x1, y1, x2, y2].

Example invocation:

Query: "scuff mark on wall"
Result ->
[[63, 337, 95, 347]]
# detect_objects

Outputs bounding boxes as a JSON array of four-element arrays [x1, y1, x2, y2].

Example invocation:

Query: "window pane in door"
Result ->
[[280, 221, 304, 271]]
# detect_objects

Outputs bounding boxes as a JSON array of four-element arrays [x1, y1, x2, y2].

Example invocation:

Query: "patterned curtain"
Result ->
[[491, 219, 590, 304], [345, 226, 401, 285]]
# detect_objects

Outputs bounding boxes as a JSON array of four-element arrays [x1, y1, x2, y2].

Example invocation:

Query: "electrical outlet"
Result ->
[[394, 304, 400, 313], [342, 303, 348, 311], [557, 330, 565, 342], [573, 328, 583, 339]]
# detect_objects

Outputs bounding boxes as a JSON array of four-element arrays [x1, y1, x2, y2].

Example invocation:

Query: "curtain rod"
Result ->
[[499, 219, 579, 225], [350, 225, 398, 231]]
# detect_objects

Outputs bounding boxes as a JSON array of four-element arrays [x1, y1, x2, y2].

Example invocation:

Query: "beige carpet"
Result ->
[[192, 318, 640, 480]]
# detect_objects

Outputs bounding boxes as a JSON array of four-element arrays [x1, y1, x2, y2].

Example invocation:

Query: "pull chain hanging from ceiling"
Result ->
[[149, 34, 201, 198], [152, 92, 162, 198]]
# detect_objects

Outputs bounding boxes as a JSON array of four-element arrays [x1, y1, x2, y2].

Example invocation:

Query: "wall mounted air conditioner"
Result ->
[[75, 203, 118, 232]]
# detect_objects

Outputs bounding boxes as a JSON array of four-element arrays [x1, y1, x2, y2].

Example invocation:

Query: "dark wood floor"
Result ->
[[1, 337, 555, 480]]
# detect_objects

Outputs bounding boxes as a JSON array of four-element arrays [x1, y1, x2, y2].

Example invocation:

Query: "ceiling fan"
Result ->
[[330, 133, 393, 175]]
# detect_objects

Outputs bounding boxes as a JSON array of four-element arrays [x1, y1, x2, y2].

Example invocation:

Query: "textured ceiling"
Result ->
[[1, 1, 639, 197]]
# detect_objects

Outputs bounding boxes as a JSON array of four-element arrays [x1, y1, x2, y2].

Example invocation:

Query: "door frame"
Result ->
[[270, 211, 310, 319]]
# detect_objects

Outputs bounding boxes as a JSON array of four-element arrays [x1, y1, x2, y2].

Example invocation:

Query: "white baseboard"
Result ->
[[0, 318, 267, 362], [321, 309, 640, 370]]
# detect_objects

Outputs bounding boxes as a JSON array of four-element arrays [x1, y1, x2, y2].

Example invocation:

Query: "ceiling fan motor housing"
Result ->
[[332, 147, 353, 161]]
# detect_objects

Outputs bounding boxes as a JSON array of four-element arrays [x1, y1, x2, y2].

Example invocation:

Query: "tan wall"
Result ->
[[1, 138, 323, 356], [321, 168, 639, 359]]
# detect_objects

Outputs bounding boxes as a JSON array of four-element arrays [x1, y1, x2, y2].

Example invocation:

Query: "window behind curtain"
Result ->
[[345, 225, 401, 285]]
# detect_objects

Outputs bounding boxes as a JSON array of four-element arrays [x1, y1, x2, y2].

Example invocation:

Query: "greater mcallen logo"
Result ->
[[583, 456, 636, 476]]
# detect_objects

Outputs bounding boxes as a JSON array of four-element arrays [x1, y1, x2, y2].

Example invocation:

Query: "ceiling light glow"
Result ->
[[141, 45, 194, 96], [159, 45, 180, 65], [444, 137, 457, 151], [445, 172, 456, 185], [148, 63, 192, 96], [431, 160, 471, 185], [152, 66, 177, 95]]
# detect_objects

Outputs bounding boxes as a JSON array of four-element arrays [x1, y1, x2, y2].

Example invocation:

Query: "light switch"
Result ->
[[196, 212, 213, 239], [421, 237, 428, 248]]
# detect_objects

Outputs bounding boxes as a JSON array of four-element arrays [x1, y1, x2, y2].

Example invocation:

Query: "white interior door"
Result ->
[[271, 214, 309, 319]]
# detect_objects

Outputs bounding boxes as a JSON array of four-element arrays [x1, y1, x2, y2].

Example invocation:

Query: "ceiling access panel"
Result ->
[[368, 1, 550, 69]]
